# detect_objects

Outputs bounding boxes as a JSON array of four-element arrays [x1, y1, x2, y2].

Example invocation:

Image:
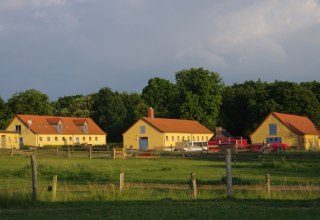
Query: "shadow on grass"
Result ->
[[1, 198, 320, 220]]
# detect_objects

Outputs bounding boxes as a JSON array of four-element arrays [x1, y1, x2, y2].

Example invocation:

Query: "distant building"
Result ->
[[250, 112, 320, 151], [5, 114, 107, 147], [123, 108, 214, 150], [0, 130, 19, 149]]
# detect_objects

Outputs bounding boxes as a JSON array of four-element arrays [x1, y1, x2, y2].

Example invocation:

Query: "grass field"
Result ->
[[0, 149, 319, 219]]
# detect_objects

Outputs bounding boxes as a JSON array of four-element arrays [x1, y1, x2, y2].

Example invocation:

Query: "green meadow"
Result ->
[[0, 150, 319, 219]]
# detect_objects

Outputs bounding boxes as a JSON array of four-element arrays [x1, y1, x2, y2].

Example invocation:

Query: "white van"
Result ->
[[176, 141, 208, 152]]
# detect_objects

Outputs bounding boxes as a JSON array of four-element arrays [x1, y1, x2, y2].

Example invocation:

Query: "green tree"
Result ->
[[220, 80, 272, 137], [142, 77, 175, 118], [91, 87, 128, 142], [7, 89, 53, 116], [121, 92, 148, 130], [53, 95, 93, 118], [0, 97, 11, 129], [267, 81, 320, 127], [300, 81, 320, 103], [175, 68, 224, 131], [220, 80, 320, 138]]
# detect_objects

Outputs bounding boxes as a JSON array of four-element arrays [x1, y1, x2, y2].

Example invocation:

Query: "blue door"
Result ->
[[139, 137, 148, 151], [19, 137, 23, 146]]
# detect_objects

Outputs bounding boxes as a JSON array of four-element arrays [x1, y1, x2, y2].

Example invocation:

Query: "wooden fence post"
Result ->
[[52, 175, 57, 201], [191, 172, 197, 199], [225, 148, 233, 198], [67, 146, 70, 158], [265, 174, 270, 196], [113, 148, 116, 160], [33, 146, 36, 155], [11, 146, 14, 156], [119, 172, 125, 192], [89, 146, 92, 159], [30, 155, 38, 201], [122, 147, 126, 159]]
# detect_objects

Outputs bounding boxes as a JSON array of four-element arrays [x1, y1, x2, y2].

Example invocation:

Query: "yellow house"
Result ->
[[250, 112, 320, 151], [5, 114, 107, 147], [123, 108, 214, 150], [0, 130, 20, 149]]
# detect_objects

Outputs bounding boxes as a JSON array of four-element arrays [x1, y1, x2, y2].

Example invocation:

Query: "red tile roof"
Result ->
[[272, 112, 320, 135], [15, 114, 106, 135], [142, 117, 213, 134]]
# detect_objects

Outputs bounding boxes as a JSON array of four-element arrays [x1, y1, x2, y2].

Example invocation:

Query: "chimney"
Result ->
[[148, 107, 154, 119]]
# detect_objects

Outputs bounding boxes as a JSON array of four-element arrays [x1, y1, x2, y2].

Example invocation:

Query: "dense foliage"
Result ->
[[0, 68, 319, 142]]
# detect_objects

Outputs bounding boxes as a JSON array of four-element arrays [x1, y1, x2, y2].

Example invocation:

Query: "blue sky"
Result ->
[[1, 0, 320, 101]]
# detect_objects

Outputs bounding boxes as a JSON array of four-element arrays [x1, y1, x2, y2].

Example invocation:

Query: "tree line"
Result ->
[[1, 68, 319, 142]]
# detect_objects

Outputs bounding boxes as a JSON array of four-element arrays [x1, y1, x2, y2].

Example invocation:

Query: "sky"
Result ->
[[1, 0, 320, 101]]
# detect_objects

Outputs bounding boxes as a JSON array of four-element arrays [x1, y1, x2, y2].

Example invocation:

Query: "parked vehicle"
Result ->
[[175, 141, 208, 152]]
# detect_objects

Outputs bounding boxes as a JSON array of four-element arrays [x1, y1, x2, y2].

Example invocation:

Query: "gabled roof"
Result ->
[[212, 127, 233, 139], [141, 117, 213, 134], [13, 114, 106, 135], [272, 112, 320, 135], [251, 112, 320, 136]]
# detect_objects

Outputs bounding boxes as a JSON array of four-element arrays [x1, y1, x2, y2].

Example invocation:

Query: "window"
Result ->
[[95, 137, 98, 141], [58, 123, 62, 134], [83, 123, 88, 134], [15, 125, 21, 134], [140, 125, 146, 134], [83, 137, 86, 141], [197, 136, 199, 141], [55, 137, 58, 141], [182, 136, 185, 141], [172, 136, 174, 141], [166, 136, 168, 141], [69, 137, 72, 141], [269, 124, 277, 135], [89, 137, 92, 141], [39, 137, 42, 142], [47, 137, 50, 141], [177, 136, 180, 141]]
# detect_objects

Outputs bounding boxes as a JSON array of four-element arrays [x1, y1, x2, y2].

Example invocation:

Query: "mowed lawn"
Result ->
[[0, 150, 320, 219]]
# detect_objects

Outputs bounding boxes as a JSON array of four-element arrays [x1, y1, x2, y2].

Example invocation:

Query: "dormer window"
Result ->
[[83, 123, 88, 134], [47, 118, 62, 134], [58, 122, 63, 134], [73, 119, 88, 134]]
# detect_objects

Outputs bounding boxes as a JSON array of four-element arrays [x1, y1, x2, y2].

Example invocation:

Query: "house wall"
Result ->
[[36, 134, 106, 147], [6, 117, 106, 147], [6, 117, 37, 146], [123, 119, 214, 150], [301, 135, 320, 151], [123, 119, 163, 150], [0, 132, 20, 149], [250, 114, 301, 147], [163, 133, 213, 146], [251, 114, 320, 150]]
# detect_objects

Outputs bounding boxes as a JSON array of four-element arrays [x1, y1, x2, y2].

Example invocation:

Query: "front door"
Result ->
[[139, 137, 148, 151]]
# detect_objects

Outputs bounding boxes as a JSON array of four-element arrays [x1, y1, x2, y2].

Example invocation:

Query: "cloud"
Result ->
[[0, 0, 25, 11], [0, 0, 320, 100]]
